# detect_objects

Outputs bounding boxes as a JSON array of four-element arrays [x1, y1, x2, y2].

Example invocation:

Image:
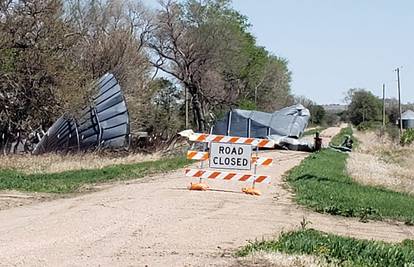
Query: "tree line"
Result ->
[[0, 0, 295, 151]]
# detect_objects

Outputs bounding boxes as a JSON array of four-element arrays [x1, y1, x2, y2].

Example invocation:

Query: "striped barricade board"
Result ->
[[185, 169, 271, 184], [186, 151, 273, 166], [187, 133, 275, 148]]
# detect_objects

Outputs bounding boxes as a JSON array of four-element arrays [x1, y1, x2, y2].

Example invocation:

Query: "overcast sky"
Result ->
[[145, 0, 414, 104], [231, 0, 414, 104]]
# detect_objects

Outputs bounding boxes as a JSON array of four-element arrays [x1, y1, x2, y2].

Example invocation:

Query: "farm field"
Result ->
[[1, 127, 414, 266]]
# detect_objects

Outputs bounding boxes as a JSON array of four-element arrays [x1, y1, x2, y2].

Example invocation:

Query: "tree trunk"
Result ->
[[191, 92, 205, 132]]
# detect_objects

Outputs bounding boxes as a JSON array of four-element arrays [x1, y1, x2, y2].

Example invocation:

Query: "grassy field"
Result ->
[[286, 127, 414, 223], [0, 157, 189, 193], [237, 229, 414, 266]]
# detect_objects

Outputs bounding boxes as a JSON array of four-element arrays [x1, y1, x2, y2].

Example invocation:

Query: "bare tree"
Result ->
[[65, 0, 154, 132]]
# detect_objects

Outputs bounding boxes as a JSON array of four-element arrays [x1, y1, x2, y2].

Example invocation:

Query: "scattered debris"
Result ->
[[330, 135, 353, 152]]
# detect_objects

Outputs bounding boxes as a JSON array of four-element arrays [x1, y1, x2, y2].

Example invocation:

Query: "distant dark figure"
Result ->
[[314, 132, 322, 151]]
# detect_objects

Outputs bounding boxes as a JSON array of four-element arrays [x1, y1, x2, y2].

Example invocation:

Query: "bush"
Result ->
[[385, 125, 400, 142], [401, 129, 414, 146], [356, 121, 382, 131]]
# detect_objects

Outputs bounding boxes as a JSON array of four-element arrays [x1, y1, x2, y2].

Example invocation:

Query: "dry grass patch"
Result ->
[[236, 251, 327, 267], [347, 131, 414, 195], [0, 153, 161, 174]]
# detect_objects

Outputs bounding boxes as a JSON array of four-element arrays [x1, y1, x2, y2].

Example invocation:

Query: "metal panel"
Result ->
[[33, 73, 130, 154]]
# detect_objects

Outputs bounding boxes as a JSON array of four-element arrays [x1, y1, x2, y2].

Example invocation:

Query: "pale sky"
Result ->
[[232, 0, 414, 104], [145, 0, 414, 104]]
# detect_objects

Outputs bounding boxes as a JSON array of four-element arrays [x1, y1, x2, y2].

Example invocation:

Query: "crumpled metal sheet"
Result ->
[[211, 104, 310, 139], [33, 73, 130, 154]]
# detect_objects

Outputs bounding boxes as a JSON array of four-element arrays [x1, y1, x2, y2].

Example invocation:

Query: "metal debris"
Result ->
[[33, 73, 130, 154]]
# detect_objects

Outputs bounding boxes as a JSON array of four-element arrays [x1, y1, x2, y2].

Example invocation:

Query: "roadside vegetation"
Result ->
[[329, 126, 356, 147], [401, 129, 414, 146], [0, 153, 162, 174], [286, 127, 414, 223], [0, 156, 189, 193], [303, 127, 327, 137], [237, 229, 414, 267], [348, 130, 414, 197]]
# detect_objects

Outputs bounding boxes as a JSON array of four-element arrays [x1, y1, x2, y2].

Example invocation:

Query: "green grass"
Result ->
[[303, 127, 327, 137], [286, 128, 414, 223], [0, 157, 190, 193], [237, 229, 414, 267], [329, 126, 358, 147]]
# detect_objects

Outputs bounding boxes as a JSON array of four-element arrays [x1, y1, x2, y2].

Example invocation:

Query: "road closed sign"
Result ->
[[209, 142, 252, 170]]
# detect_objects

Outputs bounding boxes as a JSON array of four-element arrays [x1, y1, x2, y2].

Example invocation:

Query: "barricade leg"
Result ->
[[188, 142, 209, 191], [242, 146, 261, 196]]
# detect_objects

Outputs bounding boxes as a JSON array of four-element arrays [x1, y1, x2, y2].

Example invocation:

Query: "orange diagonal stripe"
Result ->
[[224, 173, 236, 180], [197, 134, 207, 142], [229, 137, 239, 143], [255, 176, 267, 183], [213, 135, 224, 142], [239, 174, 251, 181], [208, 172, 220, 179], [194, 170, 205, 177], [187, 151, 197, 159], [263, 159, 273, 165], [245, 138, 254, 145], [258, 140, 269, 147]]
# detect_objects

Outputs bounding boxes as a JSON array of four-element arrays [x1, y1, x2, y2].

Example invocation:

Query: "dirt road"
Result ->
[[1, 126, 413, 266]]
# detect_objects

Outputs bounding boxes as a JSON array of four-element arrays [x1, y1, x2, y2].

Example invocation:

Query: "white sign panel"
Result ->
[[209, 142, 252, 170]]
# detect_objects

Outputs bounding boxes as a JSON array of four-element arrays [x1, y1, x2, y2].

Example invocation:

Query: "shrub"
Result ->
[[401, 129, 414, 146], [356, 121, 382, 131]]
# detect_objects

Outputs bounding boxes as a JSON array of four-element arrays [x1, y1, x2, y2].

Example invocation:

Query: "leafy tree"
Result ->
[[0, 0, 81, 148], [347, 89, 382, 126], [385, 98, 399, 125], [149, 78, 183, 138], [309, 105, 326, 125], [149, 0, 292, 131], [325, 111, 341, 126]]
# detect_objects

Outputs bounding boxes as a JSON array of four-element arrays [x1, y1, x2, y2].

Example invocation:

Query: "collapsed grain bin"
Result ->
[[211, 104, 313, 150], [33, 73, 130, 154], [211, 104, 310, 138]]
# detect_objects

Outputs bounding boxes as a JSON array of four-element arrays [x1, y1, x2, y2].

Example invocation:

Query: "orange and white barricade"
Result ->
[[180, 130, 274, 195]]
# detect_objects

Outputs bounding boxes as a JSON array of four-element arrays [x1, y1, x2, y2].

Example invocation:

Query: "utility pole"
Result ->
[[382, 83, 386, 127], [395, 67, 403, 134], [185, 87, 189, 129]]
